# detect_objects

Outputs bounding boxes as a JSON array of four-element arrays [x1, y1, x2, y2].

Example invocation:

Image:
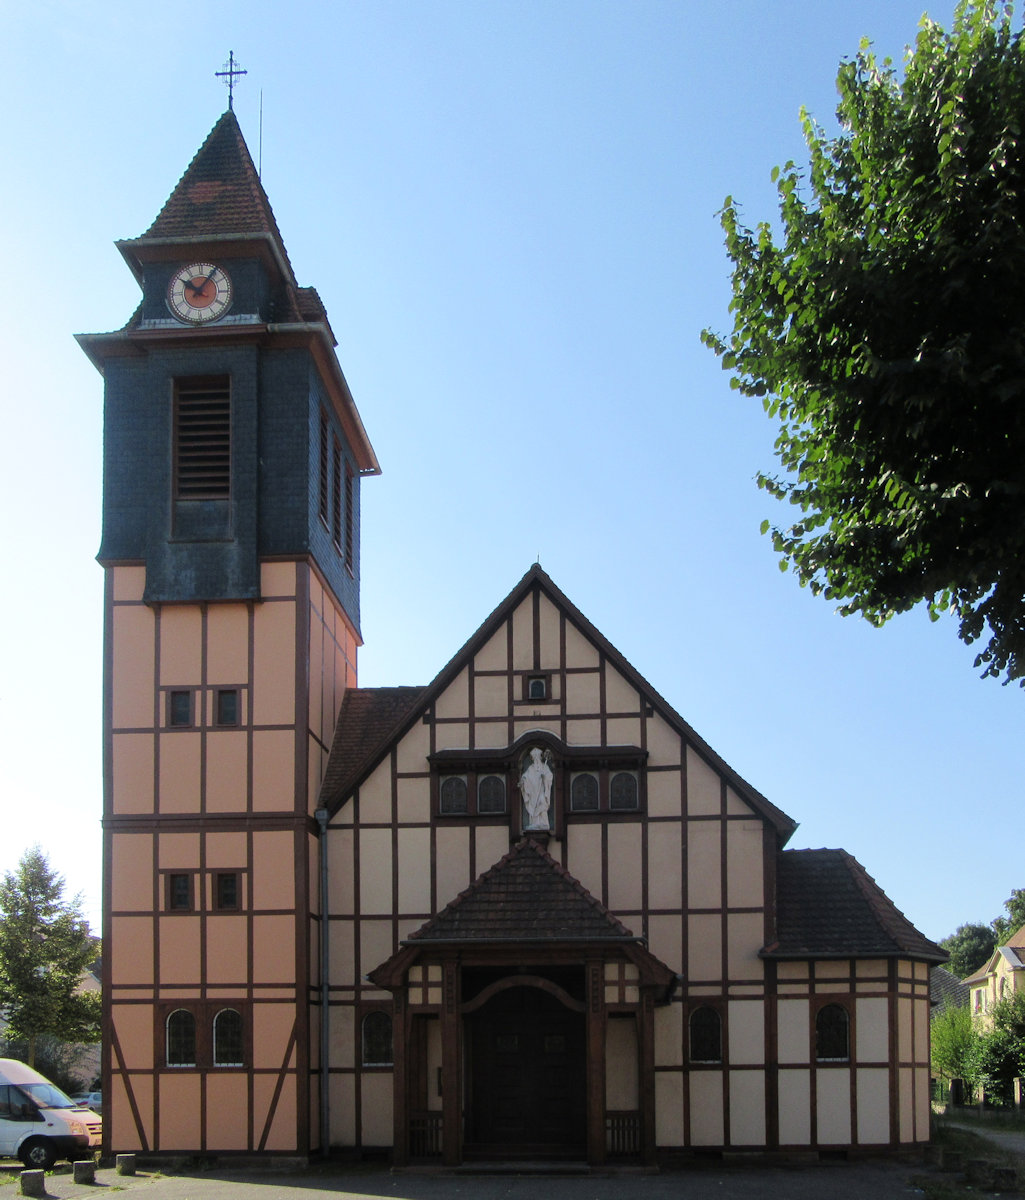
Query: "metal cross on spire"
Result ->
[[216, 51, 247, 111]]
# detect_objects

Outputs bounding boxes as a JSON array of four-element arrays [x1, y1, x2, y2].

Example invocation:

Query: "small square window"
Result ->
[[168, 690, 192, 727], [215, 872, 240, 910], [168, 873, 192, 912], [215, 689, 239, 726]]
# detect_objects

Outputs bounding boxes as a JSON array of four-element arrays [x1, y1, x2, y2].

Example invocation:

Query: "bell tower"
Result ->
[[78, 110, 378, 1159]]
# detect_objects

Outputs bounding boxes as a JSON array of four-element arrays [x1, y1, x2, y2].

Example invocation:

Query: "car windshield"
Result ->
[[19, 1082, 75, 1109]]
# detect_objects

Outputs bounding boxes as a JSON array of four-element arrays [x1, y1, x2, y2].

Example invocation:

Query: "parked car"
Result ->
[[71, 1091, 102, 1113]]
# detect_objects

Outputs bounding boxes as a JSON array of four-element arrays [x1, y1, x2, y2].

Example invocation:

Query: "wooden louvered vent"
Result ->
[[174, 379, 231, 499]]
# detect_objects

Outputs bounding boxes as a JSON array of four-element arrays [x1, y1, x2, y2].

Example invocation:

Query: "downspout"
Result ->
[[315, 806, 330, 1157]]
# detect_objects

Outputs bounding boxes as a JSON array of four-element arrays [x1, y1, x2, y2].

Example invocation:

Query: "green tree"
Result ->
[[702, 0, 1025, 683], [941, 923, 996, 978], [991, 888, 1025, 943], [931, 1004, 978, 1096], [0, 847, 100, 1067], [968, 991, 1025, 1105]]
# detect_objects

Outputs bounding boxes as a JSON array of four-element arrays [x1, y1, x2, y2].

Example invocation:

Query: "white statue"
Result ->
[[519, 746, 553, 830]]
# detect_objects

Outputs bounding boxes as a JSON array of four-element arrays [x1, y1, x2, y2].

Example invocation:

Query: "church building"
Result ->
[[78, 109, 944, 1167]]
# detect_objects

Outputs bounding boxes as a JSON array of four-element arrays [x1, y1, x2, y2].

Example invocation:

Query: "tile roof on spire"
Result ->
[[143, 109, 289, 263]]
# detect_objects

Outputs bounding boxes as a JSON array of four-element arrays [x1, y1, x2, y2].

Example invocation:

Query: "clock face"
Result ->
[[167, 262, 232, 324]]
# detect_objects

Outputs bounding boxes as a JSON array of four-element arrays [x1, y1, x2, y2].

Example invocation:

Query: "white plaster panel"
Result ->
[[727, 913, 764, 980], [435, 667, 469, 720], [329, 1003, 355, 1070], [361, 1073, 393, 1146], [688, 913, 721, 982], [726, 822, 764, 909], [687, 821, 721, 909], [396, 720, 430, 774], [606, 716, 641, 746], [398, 827, 432, 914], [566, 824, 603, 901], [646, 771, 682, 818], [434, 722, 470, 750], [915, 998, 929, 1062], [565, 717, 602, 745], [899, 1067, 914, 1142], [513, 718, 560, 742], [605, 1017, 639, 1108], [647, 821, 681, 910], [473, 673, 509, 719], [915, 1065, 930, 1141], [777, 1070, 811, 1144], [687, 748, 721, 815], [604, 666, 639, 714], [856, 1069, 890, 1144], [645, 715, 682, 769], [655, 1070, 684, 1146], [607, 823, 643, 913], [330, 1072, 356, 1145], [328, 920, 354, 991], [777, 999, 810, 1064], [729, 1070, 765, 1145], [435, 825, 470, 909], [475, 825, 512, 875], [358, 764, 392, 824], [511, 599, 534, 670], [360, 920, 395, 980], [816, 1069, 852, 1144], [648, 915, 683, 973], [538, 592, 562, 666], [396, 777, 430, 825], [328, 828, 355, 915], [688, 1071, 724, 1145], [565, 671, 601, 715], [728, 999, 765, 1065], [564, 619, 600, 668], [474, 627, 508, 672], [654, 1001, 684, 1067], [474, 721, 514, 749], [855, 997, 889, 1063], [725, 786, 755, 817], [898, 995, 913, 1061], [358, 828, 393, 914]]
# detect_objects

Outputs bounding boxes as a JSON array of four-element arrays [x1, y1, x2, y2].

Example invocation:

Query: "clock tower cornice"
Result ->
[[115, 231, 293, 289]]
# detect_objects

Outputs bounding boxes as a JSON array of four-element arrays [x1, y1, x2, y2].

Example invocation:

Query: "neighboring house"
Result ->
[[80, 108, 946, 1167], [965, 923, 1025, 1017]]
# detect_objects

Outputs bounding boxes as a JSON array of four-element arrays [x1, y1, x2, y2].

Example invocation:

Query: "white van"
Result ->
[[0, 1059, 102, 1169]]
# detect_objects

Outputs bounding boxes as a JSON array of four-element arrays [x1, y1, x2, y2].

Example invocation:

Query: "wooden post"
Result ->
[[441, 956, 462, 1166], [585, 957, 607, 1166], [391, 988, 409, 1166]]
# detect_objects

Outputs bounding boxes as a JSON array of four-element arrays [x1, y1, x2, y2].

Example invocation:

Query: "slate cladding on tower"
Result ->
[[87, 111, 371, 623]]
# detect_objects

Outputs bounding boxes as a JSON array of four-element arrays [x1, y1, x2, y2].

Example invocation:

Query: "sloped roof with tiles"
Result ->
[[763, 848, 946, 962], [318, 686, 426, 806], [408, 837, 638, 944]]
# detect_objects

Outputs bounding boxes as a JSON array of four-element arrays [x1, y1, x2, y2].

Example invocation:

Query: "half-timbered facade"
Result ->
[[82, 110, 944, 1167]]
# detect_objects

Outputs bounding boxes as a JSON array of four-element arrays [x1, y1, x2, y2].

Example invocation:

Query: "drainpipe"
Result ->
[[315, 806, 330, 1157]]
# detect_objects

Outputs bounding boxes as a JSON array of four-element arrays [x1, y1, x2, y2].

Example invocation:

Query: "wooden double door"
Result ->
[[466, 986, 586, 1155]]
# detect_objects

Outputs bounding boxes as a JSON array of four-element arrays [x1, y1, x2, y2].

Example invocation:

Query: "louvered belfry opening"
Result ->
[[174, 377, 231, 499]]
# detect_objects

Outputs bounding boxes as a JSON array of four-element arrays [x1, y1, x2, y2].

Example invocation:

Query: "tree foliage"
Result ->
[[0, 848, 100, 1067], [941, 922, 997, 978], [966, 992, 1025, 1105], [702, 0, 1025, 683], [931, 1004, 978, 1086], [991, 887, 1025, 943]]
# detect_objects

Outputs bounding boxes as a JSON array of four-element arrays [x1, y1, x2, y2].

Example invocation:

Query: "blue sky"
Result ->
[[1, 0, 1021, 948]]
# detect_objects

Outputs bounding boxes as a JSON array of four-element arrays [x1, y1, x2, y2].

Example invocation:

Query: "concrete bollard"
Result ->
[[942, 1149, 963, 1172], [19, 1170, 46, 1198], [116, 1153, 136, 1175], [73, 1160, 96, 1184], [993, 1165, 1019, 1191]]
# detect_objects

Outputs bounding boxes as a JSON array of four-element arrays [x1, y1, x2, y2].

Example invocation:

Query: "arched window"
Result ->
[[570, 773, 599, 812], [689, 1006, 722, 1063], [362, 1010, 393, 1066], [609, 772, 639, 811], [213, 1008, 244, 1067], [439, 776, 468, 814], [815, 1004, 850, 1062], [478, 775, 506, 814], [166, 1009, 196, 1067]]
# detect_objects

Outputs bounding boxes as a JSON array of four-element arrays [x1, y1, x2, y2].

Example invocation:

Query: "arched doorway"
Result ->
[[465, 984, 586, 1157]]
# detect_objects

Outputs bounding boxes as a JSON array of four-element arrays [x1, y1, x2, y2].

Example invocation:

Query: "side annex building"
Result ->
[[78, 110, 945, 1167]]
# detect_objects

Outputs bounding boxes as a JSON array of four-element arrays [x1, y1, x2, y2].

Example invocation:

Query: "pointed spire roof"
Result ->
[[115, 110, 296, 288]]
